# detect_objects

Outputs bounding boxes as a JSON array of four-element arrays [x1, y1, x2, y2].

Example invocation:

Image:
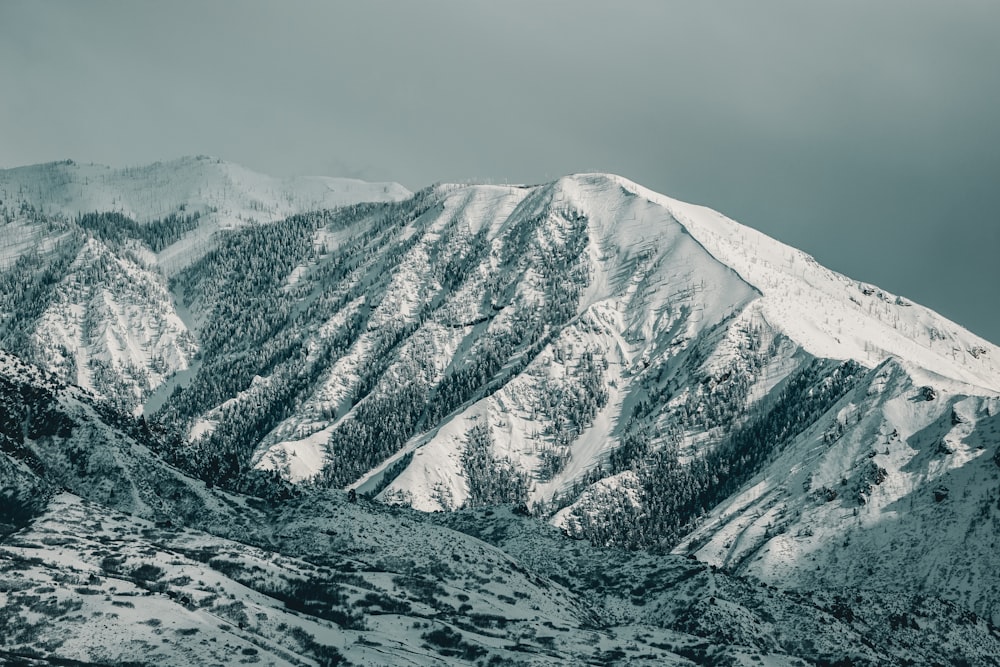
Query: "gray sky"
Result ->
[[2, 1, 998, 343]]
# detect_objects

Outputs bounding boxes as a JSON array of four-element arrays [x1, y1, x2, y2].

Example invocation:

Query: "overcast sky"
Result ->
[[2, 1, 998, 343]]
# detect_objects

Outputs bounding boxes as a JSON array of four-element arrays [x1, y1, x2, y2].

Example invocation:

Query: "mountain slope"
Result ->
[[8, 353, 998, 666], [91, 169, 992, 532], [159, 171, 1000, 635], [677, 357, 1000, 623], [356, 175, 995, 516], [3, 160, 999, 646], [615, 175, 1000, 392], [0, 158, 410, 412]]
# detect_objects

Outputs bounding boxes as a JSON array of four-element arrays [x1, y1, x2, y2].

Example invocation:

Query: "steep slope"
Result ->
[[25, 238, 197, 413], [677, 357, 1000, 623], [126, 170, 997, 532], [5, 161, 1000, 644], [614, 175, 1000, 392], [0, 349, 265, 538], [0, 158, 410, 412], [0, 224, 202, 413], [150, 171, 1000, 637], [0, 354, 637, 665]]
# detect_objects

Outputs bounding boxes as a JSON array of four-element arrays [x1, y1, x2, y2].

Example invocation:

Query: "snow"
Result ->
[[16, 160, 984, 534], [606, 173, 1000, 393], [0, 156, 410, 275], [9, 158, 1000, 626], [4, 334, 1000, 665], [318, 171, 1000, 514], [253, 326, 377, 481], [254, 426, 334, 483], [188, 374, 271, 443], [254, 187, 532, 485], [0, 218, 73, 269], [6, 161, 1000, 666], [188, 418, 217, 440], [1, 158, 412, 417], [0, 156, 410, 228], [676, 356, 1000, 622], [28, 237, 197, 411], [366, 175, 767, 508]]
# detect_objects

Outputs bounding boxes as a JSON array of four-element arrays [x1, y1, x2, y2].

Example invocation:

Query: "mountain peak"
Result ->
[[562, 173, 1000, 392]]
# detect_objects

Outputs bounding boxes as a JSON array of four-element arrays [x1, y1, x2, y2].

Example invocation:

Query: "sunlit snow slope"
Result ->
[[222, 173, 1000, 626], [347, 174, 998, 510]]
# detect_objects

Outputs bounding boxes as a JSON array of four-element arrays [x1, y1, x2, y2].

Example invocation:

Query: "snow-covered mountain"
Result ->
[[346, 174, 998, 511], [0, 156, 410, 274], [0, 158, 409, 412], [3, 158, 1000, 656]]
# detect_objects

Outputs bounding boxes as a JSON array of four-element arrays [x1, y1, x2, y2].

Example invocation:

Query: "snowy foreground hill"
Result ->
[[2, 159, 1000, 664]]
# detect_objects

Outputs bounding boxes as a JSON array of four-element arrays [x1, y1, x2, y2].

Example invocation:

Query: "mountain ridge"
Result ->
[[3, 158, 1000, 663]]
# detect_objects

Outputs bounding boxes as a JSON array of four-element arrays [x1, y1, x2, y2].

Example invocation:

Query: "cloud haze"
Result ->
[[2, 0, 998, 341]]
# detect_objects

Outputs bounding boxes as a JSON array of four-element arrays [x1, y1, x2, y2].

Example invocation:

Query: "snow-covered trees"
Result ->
[[461, 423, 528, 507], [564, 359, 864, 550], [76, 210, 200, 251]]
